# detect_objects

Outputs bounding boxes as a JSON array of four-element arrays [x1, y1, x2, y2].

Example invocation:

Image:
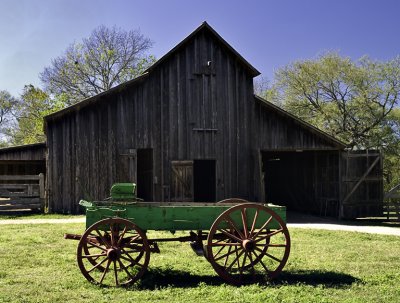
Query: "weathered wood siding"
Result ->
[[0, 143, 46, 161], [46, 28, 257, 213], [254, 100, 339, 151]]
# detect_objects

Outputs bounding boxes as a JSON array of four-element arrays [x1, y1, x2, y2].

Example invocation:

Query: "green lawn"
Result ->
[[0, 213, 84, 220], [0, 222, 399, 303]]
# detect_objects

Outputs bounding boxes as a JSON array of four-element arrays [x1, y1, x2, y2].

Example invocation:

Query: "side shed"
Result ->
[[0, 143, 46, 211]]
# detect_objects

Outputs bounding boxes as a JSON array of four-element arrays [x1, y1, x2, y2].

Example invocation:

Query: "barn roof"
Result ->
[[45, 22, 259, 123], [144, 21, 260, 77], [254, 95, 347, 149]]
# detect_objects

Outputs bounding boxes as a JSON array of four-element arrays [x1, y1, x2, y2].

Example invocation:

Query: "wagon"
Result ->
[[65, 183, 291, 286]]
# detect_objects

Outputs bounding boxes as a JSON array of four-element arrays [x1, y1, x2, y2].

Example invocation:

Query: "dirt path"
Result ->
[[287, 223, 400, 236], [0, 217, 399, 236]]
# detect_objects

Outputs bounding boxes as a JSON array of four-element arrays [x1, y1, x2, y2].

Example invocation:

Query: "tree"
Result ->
[[265, 53, 400, 189], [40, 25, 155, 105], [0, 90, 18, 146], [267, 53, 400, 149], [9, 85, 67, 145]]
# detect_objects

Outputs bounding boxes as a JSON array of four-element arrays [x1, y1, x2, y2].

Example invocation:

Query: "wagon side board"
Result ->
[[84, 202, 286, 231]]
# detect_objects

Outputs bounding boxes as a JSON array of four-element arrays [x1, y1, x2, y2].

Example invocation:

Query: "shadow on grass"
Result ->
[[135, 267, 360, 289]]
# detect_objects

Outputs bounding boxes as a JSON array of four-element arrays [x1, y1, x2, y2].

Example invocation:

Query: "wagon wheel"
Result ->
[[206, 203, 290, 285], [217, 198, 250, 204], [77, 218, 150, 286]]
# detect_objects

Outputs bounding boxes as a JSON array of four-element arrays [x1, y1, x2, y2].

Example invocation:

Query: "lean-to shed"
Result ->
[[44, 22, 383, 218]]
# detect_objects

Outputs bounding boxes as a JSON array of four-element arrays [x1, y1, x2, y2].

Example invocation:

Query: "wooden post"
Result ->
[[39, 173, 45, 212]]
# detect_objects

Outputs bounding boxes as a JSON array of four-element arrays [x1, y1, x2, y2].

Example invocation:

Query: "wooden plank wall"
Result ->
[[46, 28, 257, 213], [0, 144, 46, 161]]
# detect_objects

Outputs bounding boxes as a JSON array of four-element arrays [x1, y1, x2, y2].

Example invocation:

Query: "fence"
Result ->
[[0, 174, 45, 211]]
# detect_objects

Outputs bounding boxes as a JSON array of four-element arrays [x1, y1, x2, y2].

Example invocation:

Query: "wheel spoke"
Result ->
[[256, 248, 282, 263], [241, 208, 248, 238], [223, 245, 233, 267], [260, 243, 287, 248], [219, 229, 242, 243], [113, 260, 119, 286], [210, 242, 241, 247], [225, 216, 245, 239], [82, 253, 106, 259], [252, 250, 269, 272], [214, 244, 228, 258], [110, 224, 115, 246], [87, 241, 107, 251], [247, 250, 256, 274], [94, 229, 110, 248], [117, 226, 128, 246], [227, 248, 245, 271], [214, 246, 239, 262], [240, 251, 248, 275], [120, 248, 145, 268], [254, 229, 284, 243], [249, 209, 259, 237], [118, 259, 134, 280], [252, 216, 273, 239], [99, 259, 112, 284], [87, 256, 109, 273]]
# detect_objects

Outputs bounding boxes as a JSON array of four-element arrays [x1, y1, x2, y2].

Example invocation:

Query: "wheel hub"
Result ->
[[106, 248, 121, 261], [242, 239, 255, 251]]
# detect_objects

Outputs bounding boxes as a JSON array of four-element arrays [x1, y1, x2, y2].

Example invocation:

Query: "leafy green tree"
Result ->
[[40, 25, 155, 105], [0, 90, 18, 145], [265, 53, 400, 189], [10, 85, 67, 145]]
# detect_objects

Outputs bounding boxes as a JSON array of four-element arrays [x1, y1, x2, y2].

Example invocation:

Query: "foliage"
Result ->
[[265, 53, 400, 189], [40, 25, 155, 105], [0, 224, 399, 303], [8, 85, 67, 145], [0, 90, 19, 145]]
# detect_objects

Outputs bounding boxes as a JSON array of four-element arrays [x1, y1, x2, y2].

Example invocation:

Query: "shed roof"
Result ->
[[254, 95, 347, 149]]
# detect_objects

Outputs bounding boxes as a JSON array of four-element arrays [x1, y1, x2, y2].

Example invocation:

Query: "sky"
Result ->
[[1, 0, 400, 97]]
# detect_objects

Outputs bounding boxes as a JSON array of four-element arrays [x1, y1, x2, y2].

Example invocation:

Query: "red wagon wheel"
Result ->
[[206, 203, 290, 285], [77, 218, 150, 286]]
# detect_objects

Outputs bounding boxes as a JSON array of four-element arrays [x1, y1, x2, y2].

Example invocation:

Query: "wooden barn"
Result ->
[[43, 22, 383, 218]]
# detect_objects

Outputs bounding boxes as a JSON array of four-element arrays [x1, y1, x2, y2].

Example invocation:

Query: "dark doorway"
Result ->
[[262, 151, 315, 212], [137, 149, 153, 201], [193, 160, 216, 202]]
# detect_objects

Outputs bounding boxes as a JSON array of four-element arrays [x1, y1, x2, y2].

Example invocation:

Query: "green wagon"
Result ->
[[65, 183, 291, 286]]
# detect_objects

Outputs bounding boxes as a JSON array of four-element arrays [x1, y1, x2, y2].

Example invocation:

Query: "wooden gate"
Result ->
[[170, 161, 193, 202], [0, 174, 45, 211], [340, 150, 383, 219]]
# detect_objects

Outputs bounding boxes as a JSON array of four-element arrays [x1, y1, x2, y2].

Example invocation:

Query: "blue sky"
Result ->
[[1, 0, 400, 96]]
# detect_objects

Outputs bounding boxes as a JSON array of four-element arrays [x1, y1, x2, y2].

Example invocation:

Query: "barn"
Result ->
[[43, 22, 383, 218]]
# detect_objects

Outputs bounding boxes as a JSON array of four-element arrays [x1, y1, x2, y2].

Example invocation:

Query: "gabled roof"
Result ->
[[144, 21, 260, 77], [45, 22, 260, 123], [254, 95, 347, 149]]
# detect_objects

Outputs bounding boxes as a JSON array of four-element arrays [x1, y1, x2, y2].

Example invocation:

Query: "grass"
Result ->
[[0, 213, 84, 220], [0, 222, 399, 303]]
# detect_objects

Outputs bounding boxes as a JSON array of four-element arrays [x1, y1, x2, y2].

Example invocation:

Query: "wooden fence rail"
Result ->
[[0, 174, 44, 211], [384, 202, 400, 222]]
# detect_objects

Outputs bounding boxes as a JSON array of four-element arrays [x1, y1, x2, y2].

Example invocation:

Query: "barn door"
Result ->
[[340, 150, 383, 218], [118, 149, 137, 183], [170, 161, 193, 202]]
